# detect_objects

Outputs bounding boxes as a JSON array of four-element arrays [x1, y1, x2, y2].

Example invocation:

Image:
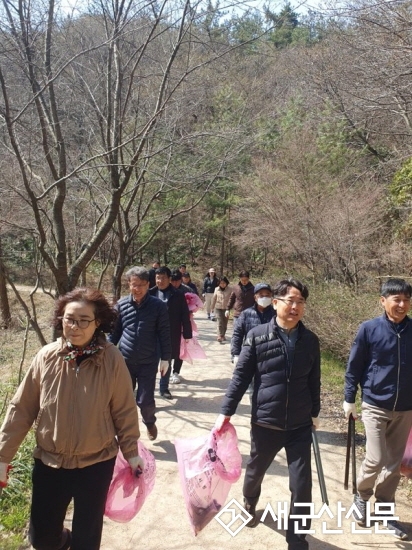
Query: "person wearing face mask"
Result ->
[[231, 283, 275, 365], [211, 276, 232, 342]]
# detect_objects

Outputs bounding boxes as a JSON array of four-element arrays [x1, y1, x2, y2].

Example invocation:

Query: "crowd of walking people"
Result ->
[[0, 262, 411, 549]]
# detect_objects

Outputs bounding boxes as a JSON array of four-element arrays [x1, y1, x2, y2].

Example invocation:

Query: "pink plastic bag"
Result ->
[[104, 440, 156, 522], [401, 427, 412, 478], [174, 423, 242, 535], [179, 335, 207, 364]]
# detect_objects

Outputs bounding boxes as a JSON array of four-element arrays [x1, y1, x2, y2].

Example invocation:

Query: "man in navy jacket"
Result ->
[[150, 266, 192, 398], [215, 278, 320, 550], [344, 278, 412, 540], [110, 266, 171, 441]]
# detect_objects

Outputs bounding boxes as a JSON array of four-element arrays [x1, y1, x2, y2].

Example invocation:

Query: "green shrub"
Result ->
[[305, 283, 381, 362]]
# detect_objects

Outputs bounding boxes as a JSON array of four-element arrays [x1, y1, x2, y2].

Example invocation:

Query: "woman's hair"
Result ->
[[53, 288, 117, 334], [219, 276, 230, 286]]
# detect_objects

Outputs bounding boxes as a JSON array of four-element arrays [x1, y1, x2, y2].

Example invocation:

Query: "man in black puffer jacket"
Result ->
[[215, 278, 320, 550], [110, 266, 171, 442]]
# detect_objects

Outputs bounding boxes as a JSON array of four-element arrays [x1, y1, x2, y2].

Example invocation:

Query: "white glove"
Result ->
[[159, 360, 169, 376], [215, 414, 230, 432], [233, 356, 239, 366], [128, 455, 145, 476], [343, 401, 358, 419], [312, 416, 320, 430], [224, 310, 230, 318], [0, 462, 9, 485]]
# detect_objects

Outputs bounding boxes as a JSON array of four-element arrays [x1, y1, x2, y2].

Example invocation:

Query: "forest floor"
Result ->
[[93, 313, 412, 550]]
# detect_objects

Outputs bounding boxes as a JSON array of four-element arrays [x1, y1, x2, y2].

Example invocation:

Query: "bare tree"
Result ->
[[0, 0, 260, 328]]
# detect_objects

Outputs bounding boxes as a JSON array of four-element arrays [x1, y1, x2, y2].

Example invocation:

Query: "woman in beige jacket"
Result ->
[[0, 288, 142, 550], [211, 276, 232, 342]]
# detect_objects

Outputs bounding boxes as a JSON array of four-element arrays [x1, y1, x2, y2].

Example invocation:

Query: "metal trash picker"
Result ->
[[343, 414, 357, 493], [312, 428, 329, 505]]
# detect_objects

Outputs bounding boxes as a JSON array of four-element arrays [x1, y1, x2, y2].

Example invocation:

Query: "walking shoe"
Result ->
[[146, 423, 158, 441], [170, 373, 181, 384], [243, 500, 258, 527], [352, 494, 367, 526], [386, 520, 409, 540], [159, 389, 173, 399], [207, 314, 211, 319], [217, 336, 223, 342]]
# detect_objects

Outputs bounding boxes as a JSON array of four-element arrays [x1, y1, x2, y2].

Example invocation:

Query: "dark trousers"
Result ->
[[127, 361, 158, 425], [243, 423, 312, 549], [173, 358, 183, 374], [159, 358, 182, 391], [29, 457, 116, 550]]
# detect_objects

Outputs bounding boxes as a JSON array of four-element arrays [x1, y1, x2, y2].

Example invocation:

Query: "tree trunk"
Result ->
[[0, 241, 11, 329]]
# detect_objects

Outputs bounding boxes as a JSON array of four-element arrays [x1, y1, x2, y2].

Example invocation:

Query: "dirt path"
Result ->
[[98, 314, 412, 550]]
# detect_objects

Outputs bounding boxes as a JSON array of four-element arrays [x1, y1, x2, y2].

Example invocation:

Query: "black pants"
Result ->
[[243, 423, 312, 549], [127, 361, 158, 425], [29, 457, 116, 550], [173, 358, 183, 374]]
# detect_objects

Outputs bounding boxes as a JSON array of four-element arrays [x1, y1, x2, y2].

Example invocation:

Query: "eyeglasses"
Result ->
[[276, 298, 306, 307], [61, 317, 96, 329]]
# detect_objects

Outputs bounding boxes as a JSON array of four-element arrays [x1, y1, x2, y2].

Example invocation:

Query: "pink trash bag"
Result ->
[[180, 335, 207, 364], [401, 427, 412, 478], [174, 423, 242, 535], [104, 440, 156, 522]]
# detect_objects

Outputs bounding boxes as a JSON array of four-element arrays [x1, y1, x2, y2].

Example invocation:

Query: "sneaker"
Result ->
[[170, 373, 181, 384], [159, 389, 173, 399], [207, 314, 211, 319], [353, 494, 367, 526], [386, 520, 409, 540], [243, 500, 258, 527], [146, 423, 158, 441]]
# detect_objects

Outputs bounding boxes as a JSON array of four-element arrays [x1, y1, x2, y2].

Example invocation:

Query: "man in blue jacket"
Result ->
[[231, 282, 275, 365], [215, 278, 320, 550], [110, 266, 171, 441], [344, 278, 412, 540], [150, 266, 192, 397]]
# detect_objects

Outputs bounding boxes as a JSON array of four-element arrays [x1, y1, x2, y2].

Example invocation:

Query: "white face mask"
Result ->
[[257, 296, 272, 308]]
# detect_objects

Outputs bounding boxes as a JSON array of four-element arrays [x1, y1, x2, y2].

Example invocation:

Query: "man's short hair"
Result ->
[[125, 266, 150, 282], [155, 266, 171, 278], [171, 269, 183, 281], [239, 270, 250, 278], [273, 278, 309, 300], [381, 278, 412, 298], [180, 264, 186, 268], [182, 272, 191, 278]]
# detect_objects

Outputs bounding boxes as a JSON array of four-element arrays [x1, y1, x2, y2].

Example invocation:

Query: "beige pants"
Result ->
[[204, 293, 214, 316], [357, 402, 412, 502]]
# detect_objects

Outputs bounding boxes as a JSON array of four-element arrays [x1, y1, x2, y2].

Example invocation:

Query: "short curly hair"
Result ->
[[53, 288, 117, 334]]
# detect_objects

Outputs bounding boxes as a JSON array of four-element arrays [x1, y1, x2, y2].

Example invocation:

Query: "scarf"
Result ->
[[63, 336, 103, 362]]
